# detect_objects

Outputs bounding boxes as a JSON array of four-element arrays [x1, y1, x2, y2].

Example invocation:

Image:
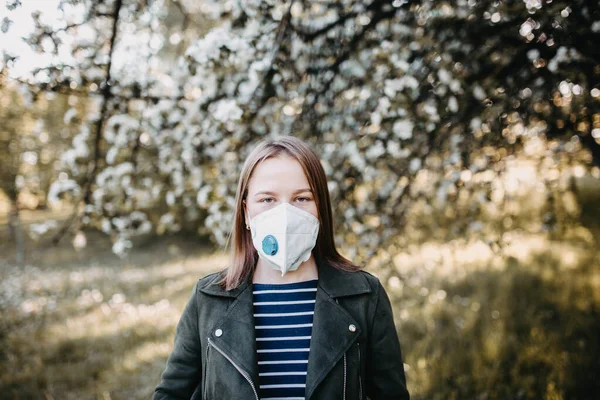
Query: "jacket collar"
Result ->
[[314, 255, 371, 297], [199, 254, 371, 298]]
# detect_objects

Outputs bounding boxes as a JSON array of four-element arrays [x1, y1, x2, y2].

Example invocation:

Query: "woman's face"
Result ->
[[244, 155, 318, 225]]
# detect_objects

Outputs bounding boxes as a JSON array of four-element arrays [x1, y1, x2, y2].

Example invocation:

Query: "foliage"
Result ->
[[0, 84, 79, 210], [0, 0, 598, 262]]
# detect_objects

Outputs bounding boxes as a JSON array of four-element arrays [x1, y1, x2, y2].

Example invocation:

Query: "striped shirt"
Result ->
[[253, 279, 318, 400]]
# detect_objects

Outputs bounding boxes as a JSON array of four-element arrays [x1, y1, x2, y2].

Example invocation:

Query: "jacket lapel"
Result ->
[[304, 257, 372, 399], [201, 279, 260, 390]]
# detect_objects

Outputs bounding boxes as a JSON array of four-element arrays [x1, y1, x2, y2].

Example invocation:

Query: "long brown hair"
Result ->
[[219, 136, 360, 290]]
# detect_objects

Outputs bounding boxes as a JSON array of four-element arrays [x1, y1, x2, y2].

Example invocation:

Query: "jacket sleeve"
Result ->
[[154, 282, 202, 399], [366, 280, 410, 400]]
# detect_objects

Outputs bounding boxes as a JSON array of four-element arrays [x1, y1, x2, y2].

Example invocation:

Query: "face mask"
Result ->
[[249, 202, 320, 276]]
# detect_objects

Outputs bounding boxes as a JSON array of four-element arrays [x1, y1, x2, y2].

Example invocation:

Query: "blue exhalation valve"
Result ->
[[262, 235, 278, 256]]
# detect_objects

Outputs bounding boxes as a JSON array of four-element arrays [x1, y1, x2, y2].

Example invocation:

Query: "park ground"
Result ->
[[1, 209, 599, 399]]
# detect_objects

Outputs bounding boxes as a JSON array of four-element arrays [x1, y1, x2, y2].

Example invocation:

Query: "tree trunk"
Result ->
[[8, 202, 24, 265]]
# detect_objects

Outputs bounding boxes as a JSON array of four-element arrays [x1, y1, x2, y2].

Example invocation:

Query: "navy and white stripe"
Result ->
[[253, 279, 318, 400]]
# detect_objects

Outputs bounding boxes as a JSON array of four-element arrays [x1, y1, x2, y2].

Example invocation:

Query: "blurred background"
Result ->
[[1, 0, 599, 399]]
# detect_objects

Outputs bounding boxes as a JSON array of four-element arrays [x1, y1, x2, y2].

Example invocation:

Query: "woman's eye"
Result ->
[[260, 198, 274, 203], [296, 197, 311, 203]]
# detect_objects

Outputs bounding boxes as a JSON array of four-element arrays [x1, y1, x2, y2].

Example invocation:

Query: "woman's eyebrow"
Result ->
[[294, 188, 312, 195], [254, 188, 312, 196]]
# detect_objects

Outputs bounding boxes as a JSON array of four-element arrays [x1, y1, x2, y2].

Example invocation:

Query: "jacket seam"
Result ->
[[367, 279, 382, 340], [192, 281, 203, 394], [193, 282, 201, 342], [363, 280, 381, 400]]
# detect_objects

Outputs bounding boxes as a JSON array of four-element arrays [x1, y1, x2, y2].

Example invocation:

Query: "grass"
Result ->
[[0, 227, 225, 400], [383, 232, 600, 400], [1, 213, 599, 399]]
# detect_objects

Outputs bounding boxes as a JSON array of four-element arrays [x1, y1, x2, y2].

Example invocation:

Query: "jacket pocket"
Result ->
[[204, 338, 260, 400]]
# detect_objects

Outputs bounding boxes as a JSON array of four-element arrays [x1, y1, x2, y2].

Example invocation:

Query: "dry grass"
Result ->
[[383, 232, 600, 400], [1, 213, 599, 399], [0, 228, 225, 400]]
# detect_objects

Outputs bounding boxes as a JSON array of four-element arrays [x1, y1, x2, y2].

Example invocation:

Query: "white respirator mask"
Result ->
[[249, 202, 320, 276]]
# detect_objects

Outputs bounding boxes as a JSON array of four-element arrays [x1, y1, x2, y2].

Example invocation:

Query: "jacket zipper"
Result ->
[[336, 298, 348, 400], [343, 351, 347, 400], [207, 338, 259, 400], [357, 342, 363, 400], [203, 343, 211, 400]]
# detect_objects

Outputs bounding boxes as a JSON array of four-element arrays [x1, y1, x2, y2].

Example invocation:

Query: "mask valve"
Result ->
[[262, 235, 279, 255]]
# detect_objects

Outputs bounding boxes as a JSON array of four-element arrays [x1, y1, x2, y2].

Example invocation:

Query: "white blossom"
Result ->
[[409, 158, 422, 173], [393, 119, 414, 140], [63, 108, 77, 124], [29, 220, 59, 239], [448, 96, 459, 113], [48, 179, 80, 205], [185, 26, 252, 66], [112, 237, 133, 258], [548, 46, 568, 72], [211, 99, 243, 122], [365, 141, 385, 160], [438, 68, 451, 84], [384, 76, 419, 97], [473, 85, 486, 100]]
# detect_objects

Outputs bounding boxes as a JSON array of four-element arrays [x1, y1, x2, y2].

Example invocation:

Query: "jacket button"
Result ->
[[348, 324, 356, 332], [215, 329, 223, 337]]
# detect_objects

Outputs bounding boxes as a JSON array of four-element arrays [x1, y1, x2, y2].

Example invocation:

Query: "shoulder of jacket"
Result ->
[[355, 269, 383, 290], [195, 270, 226, 291]]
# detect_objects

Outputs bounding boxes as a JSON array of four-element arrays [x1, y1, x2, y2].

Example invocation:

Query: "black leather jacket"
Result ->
[[154, 258, 410, 400]]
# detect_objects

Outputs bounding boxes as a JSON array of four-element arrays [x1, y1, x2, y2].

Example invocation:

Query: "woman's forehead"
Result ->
[[248, 156, 310, 192]]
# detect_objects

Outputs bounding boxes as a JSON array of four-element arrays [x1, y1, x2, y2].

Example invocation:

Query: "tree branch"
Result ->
[[6, 75, 185, 102], [52, 0, 124, 245], [246, 2, 293, 118]]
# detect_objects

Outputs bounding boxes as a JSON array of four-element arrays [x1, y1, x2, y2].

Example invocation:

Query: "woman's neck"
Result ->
[[252, 255, 318, 284]]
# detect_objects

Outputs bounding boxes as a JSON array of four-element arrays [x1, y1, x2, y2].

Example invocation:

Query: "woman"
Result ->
[[154, 136, 410, 400]]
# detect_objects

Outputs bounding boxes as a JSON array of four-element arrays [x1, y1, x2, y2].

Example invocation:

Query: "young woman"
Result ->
[[154, 136, 410, 400]]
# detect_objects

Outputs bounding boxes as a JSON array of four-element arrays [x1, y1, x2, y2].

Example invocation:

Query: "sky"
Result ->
[[1, 0, 70, 79], [1, 0, 170, 87]]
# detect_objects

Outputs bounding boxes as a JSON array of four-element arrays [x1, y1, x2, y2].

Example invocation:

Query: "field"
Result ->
[[0, 214, 224, 399], [1, 211, 599, 399]]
